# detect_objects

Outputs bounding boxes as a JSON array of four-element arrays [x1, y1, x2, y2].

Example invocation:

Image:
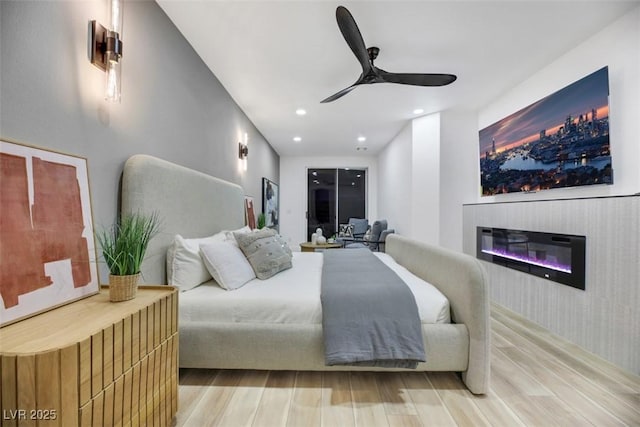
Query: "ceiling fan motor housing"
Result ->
[[367, 46, 380, 61]]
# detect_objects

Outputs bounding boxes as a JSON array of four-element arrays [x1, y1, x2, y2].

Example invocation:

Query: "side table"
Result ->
[[299, 242, 343, 252]]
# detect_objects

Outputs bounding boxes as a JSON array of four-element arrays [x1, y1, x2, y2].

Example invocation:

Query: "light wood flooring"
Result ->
[[175, 304, 640, 426]]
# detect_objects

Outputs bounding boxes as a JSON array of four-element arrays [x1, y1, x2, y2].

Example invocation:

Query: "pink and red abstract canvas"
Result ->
[[0, 140, 99, 326]]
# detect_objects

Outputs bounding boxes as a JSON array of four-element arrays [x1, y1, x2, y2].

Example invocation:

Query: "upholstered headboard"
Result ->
[[121, 155, 245, 284]]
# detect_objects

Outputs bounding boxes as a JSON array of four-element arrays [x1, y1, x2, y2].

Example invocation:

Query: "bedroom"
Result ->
[[1, 0, 639, 426]]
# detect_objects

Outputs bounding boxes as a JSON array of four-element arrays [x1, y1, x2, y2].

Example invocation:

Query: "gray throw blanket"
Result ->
[[321, 249, 426, 368]]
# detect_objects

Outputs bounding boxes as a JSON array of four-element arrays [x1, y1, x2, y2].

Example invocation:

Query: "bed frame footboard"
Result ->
[[386, 234, 490, 394]]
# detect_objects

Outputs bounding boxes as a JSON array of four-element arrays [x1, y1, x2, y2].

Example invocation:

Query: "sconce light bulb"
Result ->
[[105, 60, 121, 103]]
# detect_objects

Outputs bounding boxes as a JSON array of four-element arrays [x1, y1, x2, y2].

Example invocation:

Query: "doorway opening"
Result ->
[[307, 168, 367, 241]]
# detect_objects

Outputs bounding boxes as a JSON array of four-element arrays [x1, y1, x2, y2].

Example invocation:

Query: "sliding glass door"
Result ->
[[307, 168, 366, 240], [337, 169, 366, 224]]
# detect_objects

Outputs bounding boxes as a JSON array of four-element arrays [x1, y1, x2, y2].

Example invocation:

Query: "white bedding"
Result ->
[[179, 251, 450, 325]]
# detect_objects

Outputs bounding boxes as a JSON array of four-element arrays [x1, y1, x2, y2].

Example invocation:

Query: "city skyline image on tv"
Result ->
[[479, 66, 612, 196]]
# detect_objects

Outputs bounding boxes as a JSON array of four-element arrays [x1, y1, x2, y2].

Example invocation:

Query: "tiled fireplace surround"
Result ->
[[463, 195, 639, 375]]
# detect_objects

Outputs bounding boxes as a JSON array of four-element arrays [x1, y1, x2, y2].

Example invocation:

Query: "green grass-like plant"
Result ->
[[257, 212, 266, 229], [96, 212, 161, 276]]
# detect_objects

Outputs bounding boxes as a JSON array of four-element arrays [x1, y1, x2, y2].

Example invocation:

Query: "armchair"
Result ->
[[347, 217, 369, 239], [336, 218, 369, 246], [377, 228, 395, 252], [344, 219, 394, 252]]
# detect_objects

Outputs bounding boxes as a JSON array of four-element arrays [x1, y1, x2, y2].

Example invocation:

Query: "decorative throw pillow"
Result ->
[[223, 225, 252, 246], [199, 242, 256, 290], [166, 233, 226, 291], [234, 228, 293, 279], [339, 224, 354, 237], [274, 233, 293, 257]]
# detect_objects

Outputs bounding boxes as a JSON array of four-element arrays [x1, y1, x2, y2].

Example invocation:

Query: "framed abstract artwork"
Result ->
[[262, 177, 279, 231], [0, 139, 99, 326]]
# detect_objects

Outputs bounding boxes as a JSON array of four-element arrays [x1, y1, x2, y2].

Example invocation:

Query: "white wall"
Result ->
[[377, 112, 448, 247], [440, 110, 479, 251], [377, 124, 412, 235], [463, 6, 640, 373], [411, 114, 441, 245], [279, 156, 378, 250], [477, 6, 640, 201]]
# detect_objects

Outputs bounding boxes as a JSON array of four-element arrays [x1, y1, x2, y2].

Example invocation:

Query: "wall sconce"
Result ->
[[238, 133, 248, 172], [89, 0, 124, 102], [238, 142, 249, 160]]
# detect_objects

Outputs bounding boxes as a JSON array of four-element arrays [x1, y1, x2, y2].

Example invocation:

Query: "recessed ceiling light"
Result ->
[[293, 136, 302, 142], [295, 108, 307, 116], [357, 136, 366, 142], [413, 108, 424, 115]]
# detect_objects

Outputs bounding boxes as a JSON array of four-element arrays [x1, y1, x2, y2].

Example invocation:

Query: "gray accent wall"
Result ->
[[0, 1, 279, 282]]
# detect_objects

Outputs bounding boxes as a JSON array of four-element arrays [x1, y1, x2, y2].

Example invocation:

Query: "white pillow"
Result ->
[[166, 233, 226, 291], [200, 242, 256, 290], [223, 225, 252, 246]]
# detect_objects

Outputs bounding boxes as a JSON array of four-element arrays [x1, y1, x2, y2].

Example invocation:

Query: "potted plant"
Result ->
[[96, 212, 160, 302], [257, 212, 266, 229]]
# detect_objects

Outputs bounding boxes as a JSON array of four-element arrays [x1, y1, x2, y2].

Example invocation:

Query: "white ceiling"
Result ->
[[156, 0, 638, 157]]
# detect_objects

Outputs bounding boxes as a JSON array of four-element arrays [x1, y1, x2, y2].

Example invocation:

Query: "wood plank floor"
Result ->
[[175, 304, 640, 426]]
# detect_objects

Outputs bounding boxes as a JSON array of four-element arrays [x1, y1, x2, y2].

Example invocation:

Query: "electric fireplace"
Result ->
[[477, 227, 586, 290]]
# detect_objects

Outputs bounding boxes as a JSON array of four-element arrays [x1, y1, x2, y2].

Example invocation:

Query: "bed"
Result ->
[[121, 154, 490, 394]]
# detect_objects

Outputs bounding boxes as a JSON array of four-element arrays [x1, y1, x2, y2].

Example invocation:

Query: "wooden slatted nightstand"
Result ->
[[0, 285, 178, 427]]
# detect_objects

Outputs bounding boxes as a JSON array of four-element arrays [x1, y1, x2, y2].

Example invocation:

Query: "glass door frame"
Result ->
[[305, 167, 368, 241]]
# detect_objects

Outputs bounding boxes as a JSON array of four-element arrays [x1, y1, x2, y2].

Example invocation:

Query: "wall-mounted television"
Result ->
[[479, 66, 612, 196]]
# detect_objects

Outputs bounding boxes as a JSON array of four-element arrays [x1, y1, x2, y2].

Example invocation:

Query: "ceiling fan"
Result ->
[[321, 6, 457, 103]]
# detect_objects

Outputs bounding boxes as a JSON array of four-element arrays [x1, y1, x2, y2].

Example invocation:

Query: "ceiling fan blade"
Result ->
[[378, 70, 457, 86], [320, 83, 359, 103], [336, 6, 372, 74]]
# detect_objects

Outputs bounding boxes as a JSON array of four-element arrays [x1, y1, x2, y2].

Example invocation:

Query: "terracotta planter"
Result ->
[[109, 273, 140, 302]]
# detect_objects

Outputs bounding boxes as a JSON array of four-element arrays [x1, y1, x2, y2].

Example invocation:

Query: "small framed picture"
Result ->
[[244, 196, 256, 229]]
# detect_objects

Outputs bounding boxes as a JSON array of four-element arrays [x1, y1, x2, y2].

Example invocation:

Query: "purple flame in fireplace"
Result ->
[[481, 248, 572, 273]]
